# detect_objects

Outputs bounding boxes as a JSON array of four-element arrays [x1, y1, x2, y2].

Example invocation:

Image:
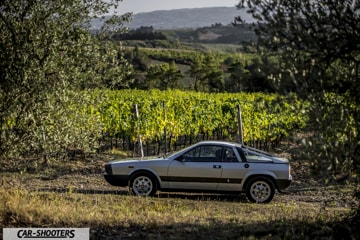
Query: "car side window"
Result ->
[[242, 149, 272, 162], [236, 147, 247, 162], [183, 145, 223, 162], [223, 147, 238, 162]]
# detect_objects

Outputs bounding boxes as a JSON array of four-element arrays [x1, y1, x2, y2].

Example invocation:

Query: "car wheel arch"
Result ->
[[128, 170, 161, 190], [242, 174, 277, 191]]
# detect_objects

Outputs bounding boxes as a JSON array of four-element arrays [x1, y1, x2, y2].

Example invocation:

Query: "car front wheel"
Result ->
[[245, 177, 275, 203], [130, 172, 157, 197]]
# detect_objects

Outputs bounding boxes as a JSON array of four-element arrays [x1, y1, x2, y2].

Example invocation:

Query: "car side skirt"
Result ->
[[160, 176, 243, 184], [159, 188, 244, 194]]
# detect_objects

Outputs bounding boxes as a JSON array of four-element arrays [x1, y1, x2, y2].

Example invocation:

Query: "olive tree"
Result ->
[[235, 0, 359, 220], [0, 0, 132, 161], [146, 61, 183, 90], [189, 54, 224, 92]]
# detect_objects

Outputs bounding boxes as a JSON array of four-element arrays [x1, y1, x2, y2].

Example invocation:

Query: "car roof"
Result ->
[[166, 140, 243, 159], [196, 141, 276, 156], [195, 141, 244, 148]]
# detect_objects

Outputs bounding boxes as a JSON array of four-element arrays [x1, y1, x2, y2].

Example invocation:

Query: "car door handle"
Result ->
[[213, 165, 222, 169]]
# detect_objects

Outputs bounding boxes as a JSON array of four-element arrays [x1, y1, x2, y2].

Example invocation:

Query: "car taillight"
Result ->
[[105, 164, 113, 175]]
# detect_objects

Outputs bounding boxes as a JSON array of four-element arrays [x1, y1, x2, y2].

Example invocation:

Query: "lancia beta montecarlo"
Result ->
[[104, 141, 292, 203]]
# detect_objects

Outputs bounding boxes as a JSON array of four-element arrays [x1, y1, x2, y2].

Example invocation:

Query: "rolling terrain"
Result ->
[[91, 7, 254, 30]]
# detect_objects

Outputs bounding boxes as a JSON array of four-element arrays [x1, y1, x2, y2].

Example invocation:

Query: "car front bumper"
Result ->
[[103, 173, 129, 187]]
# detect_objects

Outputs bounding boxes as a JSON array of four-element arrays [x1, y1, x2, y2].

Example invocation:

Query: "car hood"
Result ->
[[272, 157, 289, 164], [109, 157, 168, 165]]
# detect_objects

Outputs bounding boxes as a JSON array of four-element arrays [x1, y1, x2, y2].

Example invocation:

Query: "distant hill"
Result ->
[[166, 24, 257, 44], [91, 7, 253, 30]]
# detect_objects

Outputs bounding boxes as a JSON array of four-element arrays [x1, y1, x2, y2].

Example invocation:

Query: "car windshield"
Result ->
[[166, 144, 196, 159]]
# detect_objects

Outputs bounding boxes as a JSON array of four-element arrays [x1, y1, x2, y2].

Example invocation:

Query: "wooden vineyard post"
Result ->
[[163, 101, 168, 155], [133, 104, 144, 158], [237, 104, 244, 145]]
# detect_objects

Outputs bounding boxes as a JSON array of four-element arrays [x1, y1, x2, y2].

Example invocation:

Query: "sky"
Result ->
[[114, 0, 239, 14]]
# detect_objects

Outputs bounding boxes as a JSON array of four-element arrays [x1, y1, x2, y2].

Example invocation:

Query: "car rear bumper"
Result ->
[[103, 174, 129, 187]]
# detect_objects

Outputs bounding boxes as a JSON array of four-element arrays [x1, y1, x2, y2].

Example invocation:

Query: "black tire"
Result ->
[[245, 176, 275, 203], [129, 172, 157, 197]]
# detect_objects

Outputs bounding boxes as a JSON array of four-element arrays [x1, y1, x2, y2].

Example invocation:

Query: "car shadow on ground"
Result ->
[[156, 191, 249, 202], [34, 187, 249, 202], [34, 187, 129, 196]]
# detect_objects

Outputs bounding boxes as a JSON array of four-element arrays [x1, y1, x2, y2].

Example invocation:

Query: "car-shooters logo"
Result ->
[[17, 229, 75, 238], [3, 228, 89, 240]]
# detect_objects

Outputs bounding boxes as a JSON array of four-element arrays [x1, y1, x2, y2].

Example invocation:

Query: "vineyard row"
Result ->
[[90, 89, 309, 152]]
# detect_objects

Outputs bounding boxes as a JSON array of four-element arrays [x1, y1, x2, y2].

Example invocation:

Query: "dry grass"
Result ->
[[0, 185, 356, 240], [0, 138, 359, 239]]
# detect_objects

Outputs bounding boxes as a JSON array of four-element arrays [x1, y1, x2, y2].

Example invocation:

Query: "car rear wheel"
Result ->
[[130, 172, 157, 197], [245, 176, 275, 203]]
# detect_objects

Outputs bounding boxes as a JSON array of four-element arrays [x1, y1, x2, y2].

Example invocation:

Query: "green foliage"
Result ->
[[113, 26, 168, 41], [0, 89, 104, 160], [93, 89, 309, 148], [227, 57, 249, 92], [161, 23, 257, 45], [188, 54, 224, 92], [127, 48, 262, 92], [305, 92, 358, 175], [138, 47, 257, 65], [0, 0, 131, 160], [189, 55, 205, 91], [236, 0, 360, 214], [145, 61, 183, 90], [236, 0, 360, 165]]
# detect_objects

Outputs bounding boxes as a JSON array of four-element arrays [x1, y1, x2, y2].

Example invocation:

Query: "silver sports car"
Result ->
[[104, 141, 292, 203]]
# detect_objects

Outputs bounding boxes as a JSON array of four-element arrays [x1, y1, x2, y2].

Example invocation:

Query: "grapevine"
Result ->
[[89, 89, 309, 150]]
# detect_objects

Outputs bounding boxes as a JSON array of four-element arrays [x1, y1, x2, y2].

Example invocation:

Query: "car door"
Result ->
[[217, 146, 248, 191], [167, 145, 223, 190]]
